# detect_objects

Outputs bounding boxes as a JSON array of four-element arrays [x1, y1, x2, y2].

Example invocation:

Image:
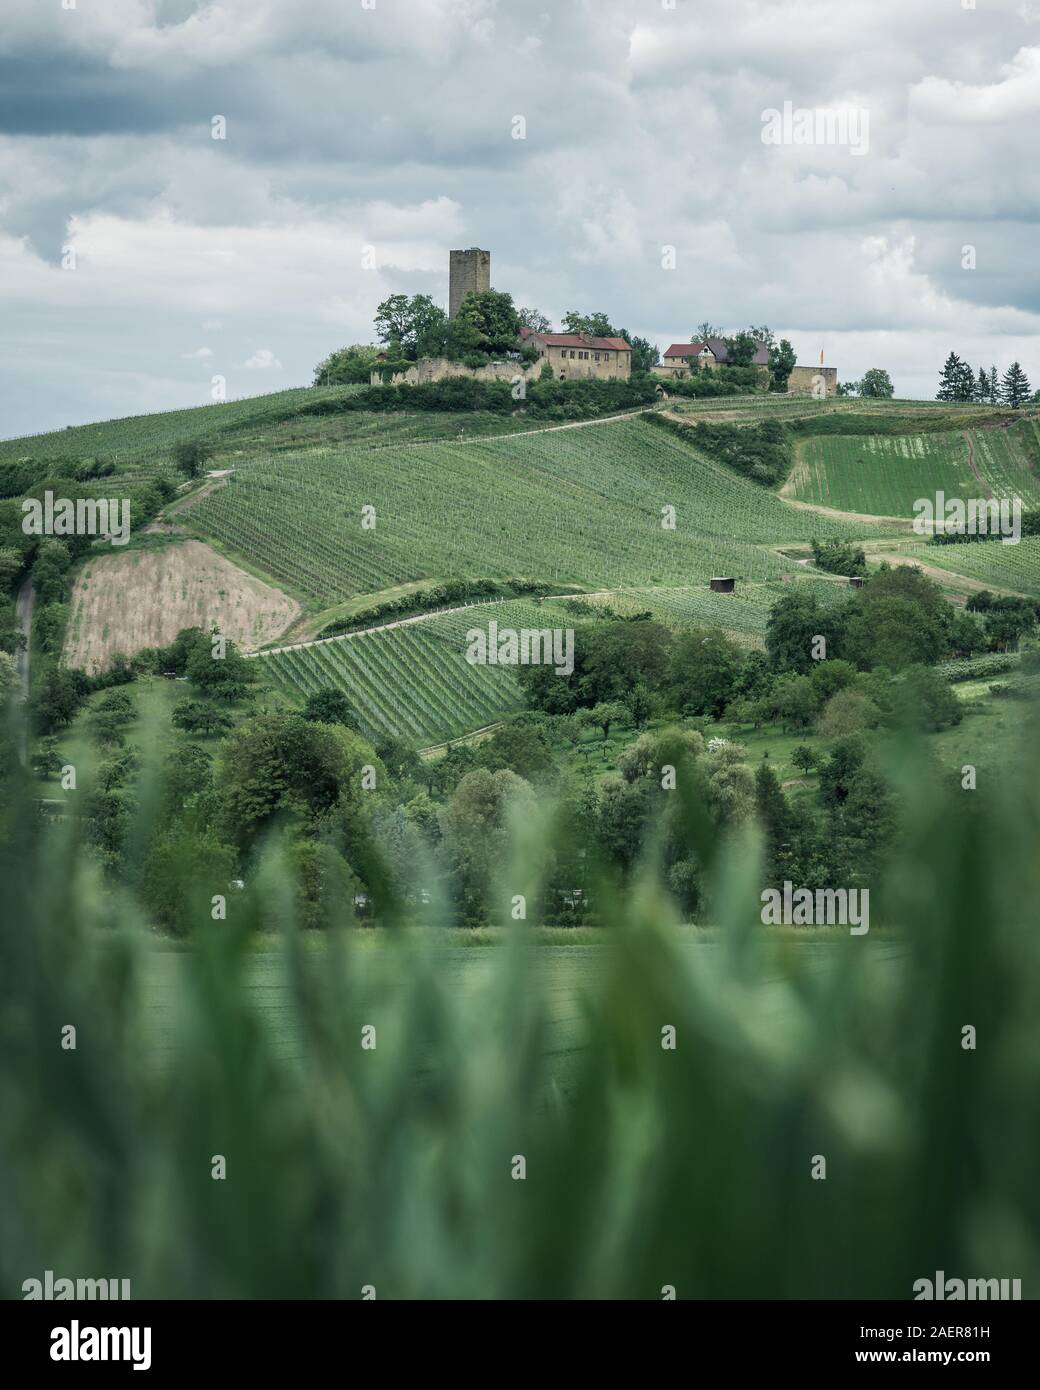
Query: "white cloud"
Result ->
[[181, 346, 213, 359], [911, 47, 1040, 124], [242, 348, 282, 370]]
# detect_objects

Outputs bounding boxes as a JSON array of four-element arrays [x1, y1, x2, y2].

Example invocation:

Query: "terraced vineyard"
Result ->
[[256, 600, 569, 745], [189, 418, 880, 604], [0, 386, 367, 477], [900, 537, 1040, 600], [568, 578, 853, 646], [788, 420, 1040, 516]]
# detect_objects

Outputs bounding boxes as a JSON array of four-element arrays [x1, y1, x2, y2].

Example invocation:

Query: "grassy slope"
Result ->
[[185, 417, 883, 607], [788, 418, 1040, 515], [257, 598, 577, 745]]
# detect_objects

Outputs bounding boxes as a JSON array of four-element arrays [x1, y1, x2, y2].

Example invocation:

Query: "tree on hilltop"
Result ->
[[517, 307, 552, 333], [562, 310, 617, 339], [768, 339, 797, 392], [374, 293, 449, 360], [618, 331, 658, 373], [1001, 361, 1031, 409], [936, 352, 974, 402], [454, 289, 522, 357], [858, 368, 894, 399], [313, 345, 380, 385]]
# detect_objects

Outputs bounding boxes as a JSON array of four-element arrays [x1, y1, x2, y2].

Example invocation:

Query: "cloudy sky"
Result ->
[[2, 0, 1039, 438]]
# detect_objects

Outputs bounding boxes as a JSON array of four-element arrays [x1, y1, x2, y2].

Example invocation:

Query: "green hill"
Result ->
[[185, 416, 883, 607], [786, 418, 1040, 516]]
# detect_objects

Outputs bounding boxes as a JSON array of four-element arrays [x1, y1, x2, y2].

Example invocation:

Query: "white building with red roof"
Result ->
[[521, 327, 632, 380]]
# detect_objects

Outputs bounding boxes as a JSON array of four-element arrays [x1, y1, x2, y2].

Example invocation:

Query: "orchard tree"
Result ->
[[859, 368, 894, 399], [302, 688, 361, 730]]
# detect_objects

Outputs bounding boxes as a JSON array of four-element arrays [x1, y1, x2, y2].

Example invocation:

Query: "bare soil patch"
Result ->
[[64, 539, 299, 674]]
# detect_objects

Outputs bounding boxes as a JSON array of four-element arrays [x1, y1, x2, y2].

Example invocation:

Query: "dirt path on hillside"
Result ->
[[777, 495, 918, 528], [963, 429, 993, 499], [881, 552, 1025, 599], [146, 473, 231, 532], [250, 590, 616, 659]]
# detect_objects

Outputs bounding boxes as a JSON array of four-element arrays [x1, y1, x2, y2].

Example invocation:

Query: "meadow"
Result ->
[[787, 420, 1040, 516]]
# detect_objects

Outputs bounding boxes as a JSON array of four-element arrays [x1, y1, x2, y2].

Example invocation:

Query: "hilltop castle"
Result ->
[[378, 248, 834, 394], [449, 248, 491, 319]]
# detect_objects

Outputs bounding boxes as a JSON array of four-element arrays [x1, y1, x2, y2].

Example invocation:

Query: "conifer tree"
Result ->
[[1001, 361, 1031, 409]]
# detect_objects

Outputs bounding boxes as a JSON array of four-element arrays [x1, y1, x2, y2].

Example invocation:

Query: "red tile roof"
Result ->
[[664, 342, 712, 359], [533, 333, 631, 352], [664, 338, 770, 366]]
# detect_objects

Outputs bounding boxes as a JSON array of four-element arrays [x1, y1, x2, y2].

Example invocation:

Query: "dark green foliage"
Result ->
[[173, 440, 213, 478], [302, 688, 361, 730], [936, 351, 975, 403], [172, 700, 234, 736], [767, 339, 797, 392], [810, 537, 867, 576], [1001, 361, 1031, 409], [655, 366, 763, 398], [670, 628, 744, 718], [651, 415, 792, 486]]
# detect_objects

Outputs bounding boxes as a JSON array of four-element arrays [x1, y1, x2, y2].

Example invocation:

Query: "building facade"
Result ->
[[654, 338, 837, 396], [521, 329, 632, 380]]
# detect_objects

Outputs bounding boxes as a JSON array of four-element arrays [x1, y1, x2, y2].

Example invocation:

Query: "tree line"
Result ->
[[936, 353, 1033, 408]]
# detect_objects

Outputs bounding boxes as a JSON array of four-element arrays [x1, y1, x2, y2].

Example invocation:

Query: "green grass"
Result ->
[[187, 418, 879, 606], [6, 723, 1040, 1298], [0, 385, 545, 485], [567, 578, 852, 648], [900, 536, 1040, 599], [256, 599, 574, 744], [789, 421, 1040, 516]]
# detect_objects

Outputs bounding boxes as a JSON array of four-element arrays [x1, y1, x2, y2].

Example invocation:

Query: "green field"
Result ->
[[897, 535, 1040, 598], [256, 599, 573, 744], [566, 577, 853, 647], [187, 418, 880, 606], [789, 420, 1040, 516], [139, 938, 909, 1093]]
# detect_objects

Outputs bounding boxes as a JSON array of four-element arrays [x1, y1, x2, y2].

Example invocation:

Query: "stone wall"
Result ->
[[787, 365, 838, 397], [371, 356, 541, 387]]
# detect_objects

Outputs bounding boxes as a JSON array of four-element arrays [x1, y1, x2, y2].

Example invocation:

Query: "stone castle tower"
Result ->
[[449, 247, 491, 318]]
